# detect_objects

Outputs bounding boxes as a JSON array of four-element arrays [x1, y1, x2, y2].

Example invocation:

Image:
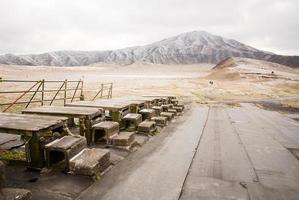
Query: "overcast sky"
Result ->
[[0, 0, 298, 55]]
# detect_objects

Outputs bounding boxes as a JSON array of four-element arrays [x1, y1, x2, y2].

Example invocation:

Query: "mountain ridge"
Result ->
[[0, 31, 298, 68]]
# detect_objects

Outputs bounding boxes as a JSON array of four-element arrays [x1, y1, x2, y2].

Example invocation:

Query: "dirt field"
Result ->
[[1, 58, 299, 112]]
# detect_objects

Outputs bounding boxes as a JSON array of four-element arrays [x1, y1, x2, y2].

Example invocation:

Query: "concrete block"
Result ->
[[151, 116, 169, 127], [92, 121, 119, 144], [69, 148, 110, 176], [160, 112, 174, 120], [161, 104, 170, 112], [138, 121, 157, 135], [177, 103, 185, 110], [45, 136, 87, 170], [139, 109, 156, 120], [173, 106, 183, 113], [122, 114, 142, 131], [152, 106, 162, 116], [168, 109, 178, 116], [112, 132, 135, 146]]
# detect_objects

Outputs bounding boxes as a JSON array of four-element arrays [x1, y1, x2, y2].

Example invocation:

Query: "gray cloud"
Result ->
[[0, 0, 298, 55]]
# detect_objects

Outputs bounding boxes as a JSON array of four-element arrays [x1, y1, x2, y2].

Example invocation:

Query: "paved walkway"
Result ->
[[78, 104, 299, 200]]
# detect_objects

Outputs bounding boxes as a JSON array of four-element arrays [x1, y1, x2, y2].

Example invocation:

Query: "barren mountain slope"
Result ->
[[1, 31, 298, 67], [207, 57, 299, 81]]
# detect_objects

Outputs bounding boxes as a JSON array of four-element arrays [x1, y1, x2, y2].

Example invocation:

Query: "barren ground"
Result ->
[[1, 58, 299, 112]]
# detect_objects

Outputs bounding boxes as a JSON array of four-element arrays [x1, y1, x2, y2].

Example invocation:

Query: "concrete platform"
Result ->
[[78, 107, 209, 200], [79, 104, 299, 200]]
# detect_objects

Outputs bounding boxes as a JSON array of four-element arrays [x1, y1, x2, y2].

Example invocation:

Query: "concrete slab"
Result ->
[[188, 107, 257, 183], [22, 106, 103, 119], [77, 107, 209, 200], [180, 177, 248, 200], [0, 113, 67, 133], [226, 104, 299, 190], [0, 133, 23, 150]]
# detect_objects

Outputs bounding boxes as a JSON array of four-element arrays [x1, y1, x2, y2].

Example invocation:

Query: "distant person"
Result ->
[[209, 81, 214, 85]]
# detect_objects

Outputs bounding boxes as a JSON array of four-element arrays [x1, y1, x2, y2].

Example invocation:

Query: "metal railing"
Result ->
[[92, 83, 113, 100], [0, 78, 84, 112]]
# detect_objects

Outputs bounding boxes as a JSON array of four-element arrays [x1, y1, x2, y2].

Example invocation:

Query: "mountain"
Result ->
[[0, 31, 298, 67]]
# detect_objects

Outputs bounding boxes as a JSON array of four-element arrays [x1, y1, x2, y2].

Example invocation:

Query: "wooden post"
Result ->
[[41, 79, 45, 106], [26, 80, 43, 108], [71, 80, 81, 102], [80, 80, 84, 101], [28, 134, 45, 169], [64, 79, 67, 105], [84, 117, 92, 145], [50, 82, 64, 106], [110, 83, 113, 98], [100, 83, 103, 98]]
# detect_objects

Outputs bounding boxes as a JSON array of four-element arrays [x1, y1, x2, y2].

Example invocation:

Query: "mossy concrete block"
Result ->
[[122, 114, 142, 131], [151, 116, 169, 127], [44, 136, 87, 169], [152, 106, 162, 116], [168, 109, 178, 116], [137, 121, 157, 135], [139, 109, 156, 120], [160, 112, 174, 120], [112, 132, 135, 146], [173, 106, 183, 113], [92, 121, 119, 144], [69, 148, 110, 176]]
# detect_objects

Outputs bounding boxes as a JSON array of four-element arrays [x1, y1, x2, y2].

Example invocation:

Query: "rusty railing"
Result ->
[[0, 78, 84, 112], [92, 83, 113, 101]]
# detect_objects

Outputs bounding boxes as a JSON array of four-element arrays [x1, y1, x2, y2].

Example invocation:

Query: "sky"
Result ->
[[0, 0, 298, 55]]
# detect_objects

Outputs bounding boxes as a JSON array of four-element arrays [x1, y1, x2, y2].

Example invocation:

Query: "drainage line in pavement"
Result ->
[[178, 106, 211, 200], [225, 109, 260, 183]]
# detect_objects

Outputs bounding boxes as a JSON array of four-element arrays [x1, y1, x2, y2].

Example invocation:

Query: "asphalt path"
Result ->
[[78, 104, 299, 200]]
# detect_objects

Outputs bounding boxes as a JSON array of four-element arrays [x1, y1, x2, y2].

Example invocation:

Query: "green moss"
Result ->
[[0, 150, 26, 161]]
